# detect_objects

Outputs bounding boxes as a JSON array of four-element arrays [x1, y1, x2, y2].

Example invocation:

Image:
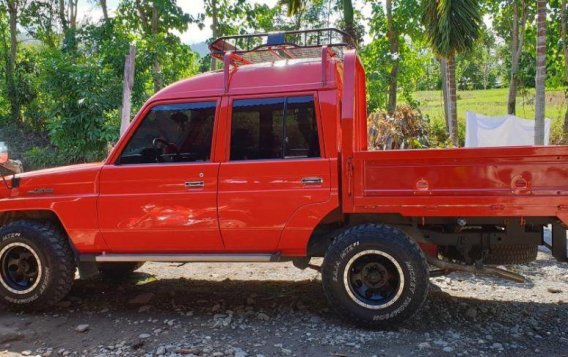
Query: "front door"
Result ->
[[98, 100, 224, 253], [218, 95, 331, 251]]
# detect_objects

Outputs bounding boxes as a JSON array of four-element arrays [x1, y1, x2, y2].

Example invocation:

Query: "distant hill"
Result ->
[[190, 41, 209, 57]]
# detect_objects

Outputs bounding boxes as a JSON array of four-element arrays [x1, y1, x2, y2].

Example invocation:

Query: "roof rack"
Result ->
[[209, 28, 355, 66]]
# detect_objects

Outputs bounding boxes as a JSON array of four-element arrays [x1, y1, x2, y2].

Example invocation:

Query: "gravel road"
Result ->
[[0, 248, 567, 357]]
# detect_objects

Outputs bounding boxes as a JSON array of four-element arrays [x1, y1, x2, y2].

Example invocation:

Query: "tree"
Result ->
[[507, 0, 530, 115], [280, 0, 357, 43], [422, 0, 482, 146], [361, 0, 423, 112], [534, 0, 547, 145], [0, 0, 28, 123], [561, 0, 568, 138], [341, 0, 355, 44], [99, 0, 109, 21], [385, 0, 398, 112], [58, 0, 78, 51], [20, 0, 60, 48], [383, 0, 420, 112], [118, 0, 191, 93]]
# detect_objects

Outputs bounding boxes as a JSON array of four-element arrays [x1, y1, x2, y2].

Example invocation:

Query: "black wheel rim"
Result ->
[[0, 244, 41, 293], [346, 252, 402, 308]]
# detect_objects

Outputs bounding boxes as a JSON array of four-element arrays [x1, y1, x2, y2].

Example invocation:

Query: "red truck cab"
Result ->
[[0, 29, 566, 327]]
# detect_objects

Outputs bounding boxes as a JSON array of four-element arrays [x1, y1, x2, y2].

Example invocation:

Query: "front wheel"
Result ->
[[0, 221, 76, 309], [321, 224, 429, 328]]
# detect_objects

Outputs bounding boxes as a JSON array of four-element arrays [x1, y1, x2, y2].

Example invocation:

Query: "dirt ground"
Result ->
[[0, 248, 567, 357]]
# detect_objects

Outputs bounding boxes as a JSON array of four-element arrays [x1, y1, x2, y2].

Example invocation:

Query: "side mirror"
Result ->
[[0, 142, 8, 164]]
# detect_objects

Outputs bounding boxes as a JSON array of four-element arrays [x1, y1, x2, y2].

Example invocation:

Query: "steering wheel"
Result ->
[[152, 138, 180, 162], [152, 138, 179, 152]]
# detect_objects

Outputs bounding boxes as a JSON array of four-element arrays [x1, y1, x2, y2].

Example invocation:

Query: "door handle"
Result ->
[[185, 181, 205, 188], [301, 177, 323, 185]]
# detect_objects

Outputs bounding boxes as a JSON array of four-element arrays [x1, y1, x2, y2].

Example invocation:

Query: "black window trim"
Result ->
[[228, 94, 321, 162], [115, 99, 219, 166]]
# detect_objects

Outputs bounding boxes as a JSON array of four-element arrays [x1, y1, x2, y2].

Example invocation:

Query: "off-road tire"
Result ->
[[321, 224, 429, 328], [0, 220, 75, 309], [98, 262, 144, 279], [485, 244, 538, 265]]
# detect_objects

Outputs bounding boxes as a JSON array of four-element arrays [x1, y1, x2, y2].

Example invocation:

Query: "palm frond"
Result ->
[[422, 0, 482, 57]]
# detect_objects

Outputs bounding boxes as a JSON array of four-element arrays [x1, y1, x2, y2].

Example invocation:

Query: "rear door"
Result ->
[[218, 94, 331, 251], [98, 99, 224, 253]]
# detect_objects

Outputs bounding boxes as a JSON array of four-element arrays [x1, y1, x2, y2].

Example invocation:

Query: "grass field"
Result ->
[[413, 88, 568, 144]]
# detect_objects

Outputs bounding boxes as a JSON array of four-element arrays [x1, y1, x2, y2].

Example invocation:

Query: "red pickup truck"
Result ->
[[0, 29, 566, 327]]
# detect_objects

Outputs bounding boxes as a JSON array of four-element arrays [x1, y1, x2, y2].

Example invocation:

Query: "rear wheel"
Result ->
[[98, 262, 144, 279], [322, 224, 429, 328], [0, 221, 75, 308]]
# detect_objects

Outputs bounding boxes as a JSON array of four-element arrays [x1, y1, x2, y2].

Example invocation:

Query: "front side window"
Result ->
[[119, 102, 216, 164], [230, 96, 319, 161]]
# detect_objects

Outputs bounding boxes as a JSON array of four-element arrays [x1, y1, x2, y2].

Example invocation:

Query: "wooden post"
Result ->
[[120, 45, 136, 136]]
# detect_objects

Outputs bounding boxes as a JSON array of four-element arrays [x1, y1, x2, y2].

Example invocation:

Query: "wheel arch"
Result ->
[[0, 210, 77, 254], [306, 213, 417, 257]]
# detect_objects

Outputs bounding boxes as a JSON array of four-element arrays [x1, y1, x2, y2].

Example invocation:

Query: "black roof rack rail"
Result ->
[[209, 28, 355, 66]]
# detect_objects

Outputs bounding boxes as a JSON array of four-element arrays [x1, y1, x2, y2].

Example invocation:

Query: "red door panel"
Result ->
[[98, 163, 223, 253], [218, 159, 330, 251]]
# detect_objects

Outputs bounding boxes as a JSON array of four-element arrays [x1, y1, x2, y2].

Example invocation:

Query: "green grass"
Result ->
[[413, 88, 568, 145]]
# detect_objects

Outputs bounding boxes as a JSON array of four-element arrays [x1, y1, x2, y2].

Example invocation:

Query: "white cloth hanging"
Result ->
[[465, 112, 551, 147]]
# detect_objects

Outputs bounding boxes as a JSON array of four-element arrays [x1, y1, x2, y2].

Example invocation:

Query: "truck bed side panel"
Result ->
[[349, 146, 568, 222]]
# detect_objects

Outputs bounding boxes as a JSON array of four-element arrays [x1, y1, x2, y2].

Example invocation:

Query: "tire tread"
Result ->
[[0, 220, 75, 308], [321, 224, 429, 328]]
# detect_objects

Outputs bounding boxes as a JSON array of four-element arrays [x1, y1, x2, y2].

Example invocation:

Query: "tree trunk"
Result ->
[[58, 0, 68, 31], [151, 3, 162, 92], [6, 0, 19, 123], [343, 0, 355, 45], [100, 0, 109, 21], [446, 55, 458, 146], [534, 0, 547, 145], [561, 0, 568, 140], [439, 58, 450, 135], [386, 0, 399, 113], [68, 0, 78, 29], [507, 0, 529, 115], [210, 0, 219, 70], [120, 46, 136, 136], [60, 0, 78, 51]]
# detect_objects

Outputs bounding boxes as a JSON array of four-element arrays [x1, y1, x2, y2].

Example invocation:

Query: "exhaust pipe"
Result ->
[[426, 255, 525, 283]]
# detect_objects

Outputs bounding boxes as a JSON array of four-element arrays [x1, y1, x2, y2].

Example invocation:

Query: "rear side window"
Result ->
[[119, 102, 216, 165], [230, 96, 319, 161]]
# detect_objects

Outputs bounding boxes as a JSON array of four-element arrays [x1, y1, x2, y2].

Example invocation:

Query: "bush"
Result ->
[[38, 49, 122, 163], [367, 105, 429, 150], [24, 146, 68, 171]]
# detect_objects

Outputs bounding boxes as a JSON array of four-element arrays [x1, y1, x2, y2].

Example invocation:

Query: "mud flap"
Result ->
[[549, 223, 568, 263], [77, 255, 99, 279]]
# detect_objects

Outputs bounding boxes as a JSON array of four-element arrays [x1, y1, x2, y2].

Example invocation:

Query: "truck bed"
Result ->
[[350, 146, 568, 223]]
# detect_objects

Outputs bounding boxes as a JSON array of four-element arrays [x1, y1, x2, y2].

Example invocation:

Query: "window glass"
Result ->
[[119, 102, 216, 164], [230, 96, 319, 161], [285, 96, 320, 158], [230, 98, 284, 161]]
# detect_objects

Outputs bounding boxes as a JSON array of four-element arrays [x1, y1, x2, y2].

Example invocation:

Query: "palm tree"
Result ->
[[534, 0, 547, 145], [422, 0, 482, 146]]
